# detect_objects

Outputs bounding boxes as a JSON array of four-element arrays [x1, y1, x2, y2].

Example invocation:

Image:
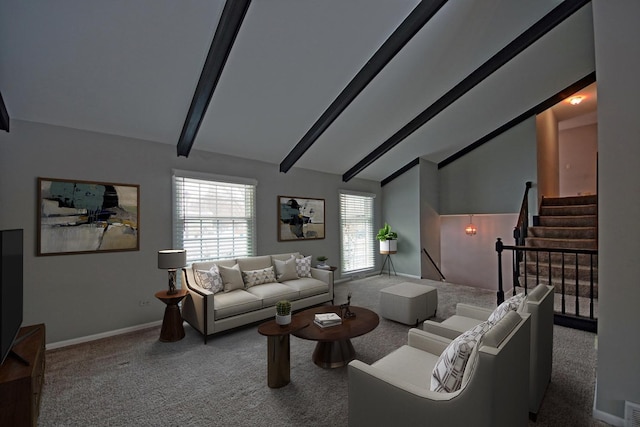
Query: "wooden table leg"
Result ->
[[312, 339, 356, 368], [267, 335, 290, 388]]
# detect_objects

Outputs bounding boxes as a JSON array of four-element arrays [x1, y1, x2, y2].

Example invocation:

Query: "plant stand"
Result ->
[[379, 253, 397, 276]]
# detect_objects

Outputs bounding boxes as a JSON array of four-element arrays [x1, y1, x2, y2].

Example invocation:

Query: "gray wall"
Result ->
[[380, 166, 421, 277], [419, 160, 441, 280], [439, 118, 538, 215], [0, 120, 380, 343], [593, 0, 640, 421]]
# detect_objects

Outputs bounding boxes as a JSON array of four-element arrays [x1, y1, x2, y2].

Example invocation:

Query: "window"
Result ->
[[340, 191, 375, 274], [173, 170, 256, 263]]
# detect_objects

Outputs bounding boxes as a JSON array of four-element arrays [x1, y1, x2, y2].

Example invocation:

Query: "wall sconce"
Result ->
[[158, 249, 187, 294], [465, 215, 477, 236]]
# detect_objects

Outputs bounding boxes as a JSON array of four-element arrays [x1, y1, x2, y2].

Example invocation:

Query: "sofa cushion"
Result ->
[[271, 252, 300, 262], [212, 289, 262, 320], [281, 277, 328, 298], [372, 345, 440, 390], [487, 292, 526, 325], [218, 264, 245, 292], [242, 266, 276, 288], [439, 315, 487, 333], [237, 255, 272, 272], [274, 256, 298, 281], [246, 282, 299, 306], [295, 255, 312, 277], [195, 265, 224, 294], [430, 321, 490, 393]]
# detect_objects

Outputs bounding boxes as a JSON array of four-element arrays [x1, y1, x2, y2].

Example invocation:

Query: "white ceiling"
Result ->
[[0, 0, 596, 182]]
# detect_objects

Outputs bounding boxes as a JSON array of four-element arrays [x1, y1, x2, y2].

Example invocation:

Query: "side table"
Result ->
[[155, 289, 188, 342], [257, 317, 309, 388]]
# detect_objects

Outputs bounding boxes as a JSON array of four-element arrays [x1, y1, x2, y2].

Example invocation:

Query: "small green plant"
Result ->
[[316, 255, 328, 263], [275, 300, 292, 316], [376, 223, 398, 242]]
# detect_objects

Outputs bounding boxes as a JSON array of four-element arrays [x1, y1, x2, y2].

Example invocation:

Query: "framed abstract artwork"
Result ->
[[278, 196, 325, 241], [37, 177, 140, 255]]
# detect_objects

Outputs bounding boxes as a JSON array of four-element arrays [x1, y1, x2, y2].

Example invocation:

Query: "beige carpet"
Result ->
[[39, 275, 608, 426]]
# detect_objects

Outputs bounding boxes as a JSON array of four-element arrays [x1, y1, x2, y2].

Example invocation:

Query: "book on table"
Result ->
[[314, 312, 342, 327]]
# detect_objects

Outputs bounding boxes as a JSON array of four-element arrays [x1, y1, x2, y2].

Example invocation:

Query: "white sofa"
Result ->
[[423, 284, 554, 418], [181, 252, 334, 343], [348, 311, 531, 427]]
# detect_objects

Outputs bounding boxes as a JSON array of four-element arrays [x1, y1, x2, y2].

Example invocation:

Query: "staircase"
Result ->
[[521, 194, 598, 298]]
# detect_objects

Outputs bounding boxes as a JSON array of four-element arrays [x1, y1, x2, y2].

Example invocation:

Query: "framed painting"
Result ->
[[37, 177, 140, 255], [278, 196, 325, 241]]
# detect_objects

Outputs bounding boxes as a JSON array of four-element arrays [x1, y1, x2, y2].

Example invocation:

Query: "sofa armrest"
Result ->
[[407, 328, 451, 355], [455, 303, 493, 320], [310, 267, 334, 299], [422, 320, 463, 340], [348, 360, 482, 427]]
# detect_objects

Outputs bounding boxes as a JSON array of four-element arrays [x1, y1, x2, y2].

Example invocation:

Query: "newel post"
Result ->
[[496, 238, 505, 305]]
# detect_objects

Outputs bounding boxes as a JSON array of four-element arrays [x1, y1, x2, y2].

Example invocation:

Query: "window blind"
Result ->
[[174, 173, 256, 263], [340, 192, 375, 273]]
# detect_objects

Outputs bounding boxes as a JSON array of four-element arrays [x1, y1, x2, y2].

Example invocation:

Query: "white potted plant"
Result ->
[[377, 223, 398, 254], [316, 255, 328, 268], [275, 300, 292, 325]]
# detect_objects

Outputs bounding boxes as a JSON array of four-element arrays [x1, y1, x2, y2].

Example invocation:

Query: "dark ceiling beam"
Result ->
[[438, 71, 596, 169], [380, 158, 420, 187], [176, 0, 251, 157], [342, 0, 591, 182], [0, 91, 9, 132], [279, 0, 448, 174]]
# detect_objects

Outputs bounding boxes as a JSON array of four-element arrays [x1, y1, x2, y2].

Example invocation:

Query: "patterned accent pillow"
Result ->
[[487, 293, 527, 325], [430, 321, 490, 393], [195, 265, 224, 294], [242, 266, 276, 288], [274, 256, 298, 282], [296, 255, 312, 278]]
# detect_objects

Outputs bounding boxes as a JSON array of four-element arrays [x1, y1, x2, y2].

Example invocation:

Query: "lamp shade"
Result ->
[[158, 249, 186, 269]]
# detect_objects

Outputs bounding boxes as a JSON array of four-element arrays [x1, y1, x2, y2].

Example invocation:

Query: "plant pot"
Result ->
[[380, 239, 397, 254], [275, 314, 291, 325]]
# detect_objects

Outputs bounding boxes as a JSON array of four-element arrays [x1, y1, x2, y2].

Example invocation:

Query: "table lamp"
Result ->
[[158, 249, 186, 295]]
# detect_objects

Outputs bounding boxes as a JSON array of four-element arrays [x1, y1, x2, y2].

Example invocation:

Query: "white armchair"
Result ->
[[348, 311, 531, 427], [423, 284, 554, 417]]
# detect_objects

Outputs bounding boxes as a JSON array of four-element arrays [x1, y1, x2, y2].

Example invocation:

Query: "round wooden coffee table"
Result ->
[[291, 305, 379, 368]]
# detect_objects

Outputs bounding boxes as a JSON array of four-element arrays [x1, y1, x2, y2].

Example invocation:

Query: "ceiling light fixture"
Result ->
[[569, 96, 584, 105]]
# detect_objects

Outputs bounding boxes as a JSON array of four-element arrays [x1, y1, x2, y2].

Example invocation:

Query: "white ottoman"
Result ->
[[380, 282, 438, 325]]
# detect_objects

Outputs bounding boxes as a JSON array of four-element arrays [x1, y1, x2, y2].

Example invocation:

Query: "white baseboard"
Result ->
[[592, 380, 626, 427], [592, 408, 624, 426], [46, 320, 162, 350]]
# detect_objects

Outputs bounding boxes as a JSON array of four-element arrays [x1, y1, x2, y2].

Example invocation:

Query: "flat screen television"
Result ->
[[0, 229, 23, 366]]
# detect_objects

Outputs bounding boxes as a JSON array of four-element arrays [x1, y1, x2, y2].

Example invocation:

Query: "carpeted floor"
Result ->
[[40, 275, 608, 426]]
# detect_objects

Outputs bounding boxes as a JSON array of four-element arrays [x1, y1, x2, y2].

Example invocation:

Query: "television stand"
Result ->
[[7, 326, 41, 366], [0, 324, 46, 427]]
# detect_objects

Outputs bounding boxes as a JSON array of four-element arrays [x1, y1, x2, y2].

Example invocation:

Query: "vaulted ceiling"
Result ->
[[0, 0, 595, 183]]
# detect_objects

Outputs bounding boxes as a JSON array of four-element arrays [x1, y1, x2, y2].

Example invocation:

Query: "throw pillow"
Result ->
[[195, 265, 224, 294], [242, 266, 276, 288], [487, 292, 527, 325], [274, 256, 298, 282], [430, 321, 490, 393], [218, 264, 245, 292], [295, 255, 312, 278]]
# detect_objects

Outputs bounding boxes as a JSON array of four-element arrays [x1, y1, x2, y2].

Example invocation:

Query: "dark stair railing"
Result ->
[[496, 239, 598, 332], [512, 181, 532, 288], [422, 247, 446, 281], [496, 181, 598, 332]]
